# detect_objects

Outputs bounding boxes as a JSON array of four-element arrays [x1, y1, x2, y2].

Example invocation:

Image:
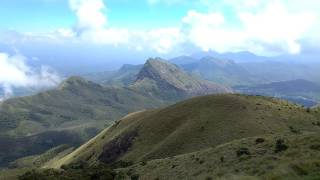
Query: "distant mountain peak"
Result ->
[[133, 58, 232, 97], [199, 56, 235, 66], [136, 58, 179, 81], [119, 64, 141, 72], [145, 57, 170, 67], [58, 76, 99, 90]]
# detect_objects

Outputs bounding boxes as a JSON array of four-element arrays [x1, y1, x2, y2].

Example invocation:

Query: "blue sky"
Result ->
[[0, 0, 73, 32], [0, 0, 203, 31]]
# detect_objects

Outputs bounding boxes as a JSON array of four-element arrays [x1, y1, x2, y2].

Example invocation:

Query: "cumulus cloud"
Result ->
[[0, 52, 61, 100], [2, 0, 318, 56], [69, 0, 107, 30], [66, 0, 317, 55], [65, 0, 185, 52], [182, 1, 317, 55], [67, 0, 131, 46], [145, 28, 184, 54]]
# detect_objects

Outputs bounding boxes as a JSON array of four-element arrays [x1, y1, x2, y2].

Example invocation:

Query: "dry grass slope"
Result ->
[[48, 94, 320, 169], [118, 132, 320, 180]]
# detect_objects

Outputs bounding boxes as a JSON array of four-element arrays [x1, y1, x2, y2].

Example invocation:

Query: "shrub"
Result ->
[[140, 161, 147, 166], [131, 174, 139, 180], [19, 163, 116, 180], [255, 138, 265, 144], [220, 156, 224, 163], [236, 148, 250, 157], [310, 144, 320, 151], [289, 126, 300, 134], [275, 139, 288, 153]]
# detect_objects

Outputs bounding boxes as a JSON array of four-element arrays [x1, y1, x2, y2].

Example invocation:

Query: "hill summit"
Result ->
[[48, 94, 320, 169]]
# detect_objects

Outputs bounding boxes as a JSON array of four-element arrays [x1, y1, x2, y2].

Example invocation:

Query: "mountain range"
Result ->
[[1, 55, 320, 179], [0, 58, 230, 167], [171, 56, 255, 86], [85, 55, 320, 107], [235, 79, 320, 107]]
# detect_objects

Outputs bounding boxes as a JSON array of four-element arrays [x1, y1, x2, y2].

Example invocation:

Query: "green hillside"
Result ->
[[118, 132, 320, 180], [0, 59, 231, 167], [0, 77, 163, 137], [0, 77, 165, 166], [47, 94, 320, 169], [9, 145, 73, 169], [84, 64, 143, 87]]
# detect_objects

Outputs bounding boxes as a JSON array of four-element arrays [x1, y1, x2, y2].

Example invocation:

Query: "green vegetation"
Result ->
[[19, 162, 116, 180], [9, 145, 73, 169], [3, 58, 320, 179], [0, 59, 230, 167], [0, 76, 164, 137], [47, 94, 320, 169], [9, 94, 320, 179], [118, 132, 320, 180], [0, 77, 165, 166], [84, 64, 143, 87]]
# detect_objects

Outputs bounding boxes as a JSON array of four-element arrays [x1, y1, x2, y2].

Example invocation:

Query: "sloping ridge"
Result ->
[[119, 132, 320, 180], [49, 94, 320, 168], [131, 58, 232, 98]]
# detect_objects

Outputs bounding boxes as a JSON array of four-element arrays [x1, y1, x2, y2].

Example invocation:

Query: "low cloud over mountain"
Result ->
[[0, 52, 61, 100]]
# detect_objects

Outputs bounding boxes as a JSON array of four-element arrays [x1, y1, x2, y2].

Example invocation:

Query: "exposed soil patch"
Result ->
[[99, 130, 138, 164]]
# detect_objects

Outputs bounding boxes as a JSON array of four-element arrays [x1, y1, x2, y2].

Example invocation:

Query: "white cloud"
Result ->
[[80, 28, 130, 45], [55, 28, 75, 38], [182, 10, 225, 27], [66, 0, 186, 52], [67, 0, 132, 46], [239, 2, 315, 54], [69, 0, 107, 30], [146, 28, 184, 54], [0, 52, 61, 100], [2, 0, 318, 56], [66, 0, 316, 55], [182, 10, 246, 53], [182, 1, 317, 55]]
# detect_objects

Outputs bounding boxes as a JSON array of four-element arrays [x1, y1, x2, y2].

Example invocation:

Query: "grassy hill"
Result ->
[[9, 145, 73, 169], [0, 76, 164, 137], [0, 77, 165, 166], [47, 94, 320, 169], [118, 132, 320, 180]]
